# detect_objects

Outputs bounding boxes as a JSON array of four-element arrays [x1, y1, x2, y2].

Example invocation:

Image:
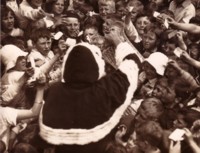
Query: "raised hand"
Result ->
[[169, 140, 181, 153]]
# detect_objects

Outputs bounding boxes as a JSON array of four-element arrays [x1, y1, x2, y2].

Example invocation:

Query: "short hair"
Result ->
[[140, 97, 164, 120], [178, 108, 200, 128], [1, 5, 19, 31], [143, 24, 160, 40], [30, 28, 51, 43], [136, 121, 163, 148]]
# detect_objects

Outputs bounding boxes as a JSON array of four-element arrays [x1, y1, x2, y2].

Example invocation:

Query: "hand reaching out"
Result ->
[[169, 140, 181, 153]]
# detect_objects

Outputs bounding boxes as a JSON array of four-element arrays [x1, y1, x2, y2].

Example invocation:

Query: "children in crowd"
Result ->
[[1, 0, 200, 152]]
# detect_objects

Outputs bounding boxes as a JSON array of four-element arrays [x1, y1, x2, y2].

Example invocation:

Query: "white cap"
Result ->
[[0, 45, 28, 71], [145, 52, 168, 76]]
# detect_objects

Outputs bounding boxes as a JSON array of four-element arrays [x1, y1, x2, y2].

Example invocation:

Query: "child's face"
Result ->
[[152, 82, 175, 105], [65, 17, 80, 38], [15, 58, 27, 71], [143, 62, 158, 80], [116, 6, 127, 17], [142, 32, 157, 50], [35, 37, 52, 56], [189, 46, 199, 60], [2, 11, 15, 31], [99, 4, 115, 19], [30, 0, 43, 8], [165, 66, 179, 80], [162, 42, 176, 56], [83, 28, 98, 42], [52, 0, 65, 15], [135, 16, 150, 36], [126, 132, 137, 151]]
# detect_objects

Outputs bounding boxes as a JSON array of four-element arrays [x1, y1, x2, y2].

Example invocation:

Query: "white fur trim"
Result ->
[[39, 60, 139, 145], [115, 42, 139, 67], [61, 42, 106, 82]]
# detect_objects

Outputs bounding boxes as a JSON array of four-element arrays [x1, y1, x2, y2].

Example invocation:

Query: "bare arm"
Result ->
[[16, 74, 46, 121], [168, 18, 200, 34]]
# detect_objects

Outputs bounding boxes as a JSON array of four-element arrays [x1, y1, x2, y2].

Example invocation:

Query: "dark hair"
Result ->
[[1, 5, 19, 31], [30, 28, 51, 43], [190, 16, 200, 25], [178, 108, 200, 128], [44, 0, 68, 14]]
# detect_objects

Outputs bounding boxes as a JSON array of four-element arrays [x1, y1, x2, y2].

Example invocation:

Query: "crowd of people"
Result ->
[[1, 0, 200, 153]]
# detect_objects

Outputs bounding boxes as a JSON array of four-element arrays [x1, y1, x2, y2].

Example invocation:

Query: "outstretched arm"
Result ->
[[16, 73, 46, 121]]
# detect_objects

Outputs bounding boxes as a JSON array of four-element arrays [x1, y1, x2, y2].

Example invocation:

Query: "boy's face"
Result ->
[[135, 98, 160, 124], [99, 4, 115, 19], [162, 42, 176, 56], [142, 32, 157, 50], [65, 17, 80, 38], [30, 0, 43, 8], [152, 82, 175, 105], [135, 16, 150, 36], [35, 37, 52, 56]]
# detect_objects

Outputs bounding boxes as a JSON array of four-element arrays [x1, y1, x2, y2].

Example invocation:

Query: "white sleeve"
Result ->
[[115, 42, 138, 67], [3, 107, 18, 126]]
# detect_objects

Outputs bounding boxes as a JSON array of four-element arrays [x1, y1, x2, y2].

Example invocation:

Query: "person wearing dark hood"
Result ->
[[39, 25, 141, 153]]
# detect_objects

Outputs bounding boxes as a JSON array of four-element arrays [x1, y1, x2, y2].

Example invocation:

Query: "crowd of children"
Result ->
[[1, 0, 200, 152]]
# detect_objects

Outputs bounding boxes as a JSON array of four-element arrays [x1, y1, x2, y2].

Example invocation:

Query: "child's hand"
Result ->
[[169, 140, 181, 153], [38, 8, 46, 18], [25, 67, 34, 77], [180, 50, 191, 61], [168, 60, 180, 70], [176, 32, 184, 41], [183, 128, 193, 142], [36, 73, 46, 86]]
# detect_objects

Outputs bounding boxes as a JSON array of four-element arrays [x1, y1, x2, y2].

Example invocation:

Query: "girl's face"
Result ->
[[2, 11, 15, 31], [143, 62, 158, 80], [142, 31, 157, 50], [15, 58, 27, 71], [135, 16, 150, 36], [52, 0, 65, 15], [84, 28, 98, 42]]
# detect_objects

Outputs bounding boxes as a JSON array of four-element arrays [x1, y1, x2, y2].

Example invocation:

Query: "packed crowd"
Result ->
[[1, 0, 200, 152]]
